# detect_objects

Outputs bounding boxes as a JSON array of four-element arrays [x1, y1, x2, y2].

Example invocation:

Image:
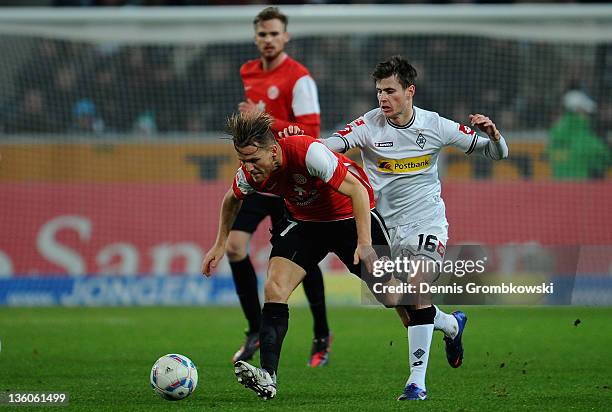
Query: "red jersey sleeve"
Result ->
[[232, 168, 256, 200]]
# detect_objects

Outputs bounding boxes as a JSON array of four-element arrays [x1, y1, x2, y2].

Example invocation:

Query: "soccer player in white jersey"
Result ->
[[330, 55, 508, 400], [283, 55, 508, 400]]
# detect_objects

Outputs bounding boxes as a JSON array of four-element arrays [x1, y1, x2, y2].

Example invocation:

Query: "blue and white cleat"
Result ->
[[397, 383, 428, 400], [444, 310, 468, 368], [234, 361, 277, 400]]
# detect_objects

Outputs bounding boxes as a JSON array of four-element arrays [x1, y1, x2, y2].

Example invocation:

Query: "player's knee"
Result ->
[[264, 277, 290, 303], [225, 239, 247, 262], [406, 267, 436, 306], [409, 259, 440, 285]]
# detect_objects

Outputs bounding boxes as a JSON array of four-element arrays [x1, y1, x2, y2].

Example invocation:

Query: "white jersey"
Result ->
[[322, 106, 508, 228]]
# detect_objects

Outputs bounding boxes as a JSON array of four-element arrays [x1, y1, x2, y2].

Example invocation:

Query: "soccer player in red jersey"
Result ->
[[202, 112, 393, 400], [227, 7, 331, 367], [239, 7, 320, 137]]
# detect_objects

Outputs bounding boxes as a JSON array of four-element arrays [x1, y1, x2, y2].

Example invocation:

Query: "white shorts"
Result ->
[[387, 204, 449, 263]]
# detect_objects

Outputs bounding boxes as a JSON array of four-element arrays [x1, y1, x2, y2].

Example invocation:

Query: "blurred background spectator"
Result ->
[[3, 88, 59, 133], [1, 36, 608, 137], [546, 89, 610, 180], [72, 98, 105, 134]]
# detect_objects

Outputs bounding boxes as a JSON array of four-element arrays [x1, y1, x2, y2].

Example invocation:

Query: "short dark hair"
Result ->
[[253, 7, 288, 31], [372, 55, 417, 89], [226, 112, 275, 150]]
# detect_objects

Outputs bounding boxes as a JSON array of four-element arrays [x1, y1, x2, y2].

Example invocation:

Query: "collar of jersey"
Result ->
[[386, 107, 415, 129], [259, 54, 290, 74]]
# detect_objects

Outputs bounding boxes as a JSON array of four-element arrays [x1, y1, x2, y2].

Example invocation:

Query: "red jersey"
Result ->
[[240, 56, 321, 138], [232, 135, 375, 222]]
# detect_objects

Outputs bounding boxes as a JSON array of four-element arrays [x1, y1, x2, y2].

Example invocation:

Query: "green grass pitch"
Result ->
[[0, 306, 610, 411]]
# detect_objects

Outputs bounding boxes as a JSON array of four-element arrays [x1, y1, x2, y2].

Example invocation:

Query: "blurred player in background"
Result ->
[[283, 55, 509, 400], [227, 6, 332, 368], [203, 112, 393, 400]]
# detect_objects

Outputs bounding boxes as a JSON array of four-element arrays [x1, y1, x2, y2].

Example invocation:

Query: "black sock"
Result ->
[[302, 265, 329, 339], [260, 302, 289, 377], [406, 305, 436, 326], [229, 256, 261, 334]]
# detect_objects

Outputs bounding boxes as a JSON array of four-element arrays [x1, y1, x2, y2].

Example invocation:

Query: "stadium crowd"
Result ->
[[2, 37, 609, 138]]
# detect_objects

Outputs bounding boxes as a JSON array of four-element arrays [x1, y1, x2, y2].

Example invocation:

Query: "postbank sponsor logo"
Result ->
[[376, 154, 432, 173]]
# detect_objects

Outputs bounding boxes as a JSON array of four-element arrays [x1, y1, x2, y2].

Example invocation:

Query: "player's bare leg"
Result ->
[[395, 306, 410, 328]]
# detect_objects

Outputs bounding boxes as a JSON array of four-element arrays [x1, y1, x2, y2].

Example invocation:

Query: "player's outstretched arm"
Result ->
[[459, 113, 508, 160], [202, 189, 242, 277], [278, 124, 359, 154]]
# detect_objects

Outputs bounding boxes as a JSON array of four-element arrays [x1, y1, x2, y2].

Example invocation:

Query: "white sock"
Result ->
[[433, 305, 458, 338], [407, 324, 434, 390]]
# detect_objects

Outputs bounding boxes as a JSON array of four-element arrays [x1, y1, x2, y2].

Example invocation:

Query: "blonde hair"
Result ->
[[226, 111, 275, 149]]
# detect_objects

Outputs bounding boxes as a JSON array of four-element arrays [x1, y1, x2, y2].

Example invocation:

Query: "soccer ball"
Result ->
[[150, 354, 198, 401]]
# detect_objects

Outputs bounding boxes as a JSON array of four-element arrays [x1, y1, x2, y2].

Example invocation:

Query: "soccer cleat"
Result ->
[[443, 310, 468, 368], [307, 333, 333, 368], [234, 361, 277, 400], [231, 331, 260, 363], [397, 383, 428, 400]]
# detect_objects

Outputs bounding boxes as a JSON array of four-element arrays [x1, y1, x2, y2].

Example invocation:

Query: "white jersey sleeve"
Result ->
[[292, 75, 320, 116], [321, 117, 369, 153], [305, 141, 339, 182], [440, 117, 508, 160]]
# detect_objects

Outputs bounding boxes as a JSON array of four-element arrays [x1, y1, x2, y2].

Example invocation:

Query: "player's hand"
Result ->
[[277, 125, 304, 138], [469, 113, 501, 141], [202, 245, 225, 277], [238, 99, 261, 114], [354, 244, 378, 274]]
